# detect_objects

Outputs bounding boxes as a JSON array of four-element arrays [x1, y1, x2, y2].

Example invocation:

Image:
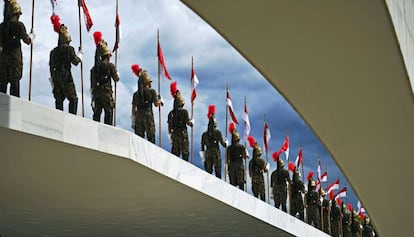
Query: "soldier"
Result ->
[[90, 31, 107, 114], [351, 209, 363, 237], [320, 189, 331, 235], [306, 179, 321, 229], [270, 154, 291, 212], [248, 136, 268, 201], [342, 203, 352, 237], [201, 105, 227, 178], [330, 197, 342, 237], [130, 64, 162, 143], [0, 0, 32, 97], [362, 216, 375, 237], [226, 122, 246, 190], [91, 42, 119, 125], [290, 166, 305, 221], [49, 15, 82, 114], [167, 82, 193, 161]]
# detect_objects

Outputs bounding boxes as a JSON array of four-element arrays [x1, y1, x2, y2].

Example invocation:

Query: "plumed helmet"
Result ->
[[207, 105, 217, 130], [141, 70, 152, 87], [101, 43, 112, 57], [229, 122, 240, 144], [253, 143, 262, 158], [58, 24, 72, 45], [277, 157, 285, 169], [175, 91, 184, 107], [319, 188, 326, 196], [310, 180, 316, 187], [10, 0, 22, 15]]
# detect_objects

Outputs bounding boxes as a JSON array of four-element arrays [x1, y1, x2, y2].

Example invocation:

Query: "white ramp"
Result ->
[[0, 93, 328, 237]]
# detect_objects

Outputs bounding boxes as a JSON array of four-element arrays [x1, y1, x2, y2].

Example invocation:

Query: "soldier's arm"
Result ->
[[112, 64, 120, 82], [19, 22, 31, 45], [185, 110, 193, 127], [218, 131, 227, 147], [70, 47, 81, 66], [151, 89, 162, 107], [200, 133, 206, 151]]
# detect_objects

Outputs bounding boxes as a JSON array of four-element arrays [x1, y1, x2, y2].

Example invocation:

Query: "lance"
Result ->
[[28, 0, 34, 100], [243, 97, 248, 192], [190, 56, 194, 164], [157, 29, 162, 147], [113, 0, 119, 126], [77, 0, 85, 117], [224, 84, 229, 182], [264, 114, 271, 204]]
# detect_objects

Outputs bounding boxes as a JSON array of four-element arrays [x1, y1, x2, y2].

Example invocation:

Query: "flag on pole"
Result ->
[[157, 39, 171, 80], [279, 133, 289, 160], [242, 103, 250, 141], [357, 200, 366, 214], [263, 121, 271, 153], [336, 187, 347, 199], [50, 0, 57, 13], [79, 0, 93, 31], [325, 178, 340, 194], [320, 171, 328, 182], [317, 159, 322, 181], [294, 147, 303, 168], [190, 64, 199, 103], [112, 12, 120, 52], [226, 89, 239, 124]]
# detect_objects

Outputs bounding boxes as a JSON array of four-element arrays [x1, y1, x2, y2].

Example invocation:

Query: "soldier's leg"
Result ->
[[274, 191, 281, 208], [146, 114, 156, 143], [104, 107, 113, 125], [182, 133, 189, 161], [9, 80, 19, 97], [0, 64, 9, 94], [281, 190, 288, 213], [259, 182, 266, 201], [214, 156, 222, 179], [68, 98, 78, 115], [237, 168, 245, 191], [67, 82, 78, 115], [205, 154, 213, 174], [135, 114, 146, 138], [93, 100, 103, 122], [252, 182, 259, 198]]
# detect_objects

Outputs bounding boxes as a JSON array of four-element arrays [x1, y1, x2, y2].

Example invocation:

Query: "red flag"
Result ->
[[112, 13, 120, 52], [294, 146, 303, 168], [158, 39, 171, 80], [325, 178, 340, 194], [263, 121, 271, 153], [79, 0, 93, 32], [191, 64, 199, 103], [226, 89, 239, 124], [242, 103, 250, 141], [278, 133, 289, 160]]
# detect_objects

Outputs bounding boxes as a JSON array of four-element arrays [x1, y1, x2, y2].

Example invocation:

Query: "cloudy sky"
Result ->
[[15, 0, 361, 210]]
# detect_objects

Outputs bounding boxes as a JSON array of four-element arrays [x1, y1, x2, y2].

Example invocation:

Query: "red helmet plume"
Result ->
[[288, 162, 295, 172], [131, 64, 141, 77], [93, 31, 103, 46], [348, 203, 353, 212], [170, 81, 178, 98], [329, 190, 335, 200], [207, 105, 216, 119], [272, 151, 279, 162], [247, 136, 256, 148], [50, 14, 61, 33], [337, 198, 343, 206], [228, 122, 236, 134], [307, 171, 314, 181]]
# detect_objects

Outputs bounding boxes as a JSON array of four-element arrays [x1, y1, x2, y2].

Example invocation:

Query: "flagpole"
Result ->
[[28, 0, 35, 101], [77, 0, 85, 117], [264, 114, 270, 204], [243, 97, 248, 192], [157, 30, 162, 147], [113, 0, 119, 126], [190, 56, 194, 164], [224, 84, 229, 182]]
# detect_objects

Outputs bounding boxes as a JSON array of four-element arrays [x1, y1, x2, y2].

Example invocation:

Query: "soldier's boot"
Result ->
[[68, 99, 78, 115], [182, 153, 189, 162], [147, 135, 156, 144], [55, 101, 64, 111], [282, 204, 287, 213], [10, 80, 20, 97], [104, 109, 113, 125]]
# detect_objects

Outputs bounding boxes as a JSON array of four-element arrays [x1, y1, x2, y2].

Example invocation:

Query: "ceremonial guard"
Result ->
[[270, 154, 291, 212], [226, 122, 246, 190], [248, 136, 268, 201], [306, 179, 321, 229], [290, 166, 305, 221], [330, 196, 342, 237]]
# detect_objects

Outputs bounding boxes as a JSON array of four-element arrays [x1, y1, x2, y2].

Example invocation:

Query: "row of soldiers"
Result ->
[[1, 2, 377, 236]]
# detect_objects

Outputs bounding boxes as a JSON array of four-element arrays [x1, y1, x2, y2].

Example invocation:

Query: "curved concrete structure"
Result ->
[[180, 1, 414, 236]]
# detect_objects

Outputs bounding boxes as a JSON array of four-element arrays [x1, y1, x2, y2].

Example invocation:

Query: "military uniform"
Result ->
[[131, 69, 160, 143], [249, 144, 267, 201], [0, 1, 31, 97], [227, 141, 246, 190], [270, 158, 291, 212], [351, 211, 363, 237], [321, 194, 331, 234], [49, 25, 81, 114], [167, 90, 192, 161], [342, 205, 352, 237], [290, 170, 305, 220], [201, 128, 226, 178], [330, 200, 342, 237], [91, 44, 119, 125], [362, 217, 375, 237], [306, 181, 321, 229]]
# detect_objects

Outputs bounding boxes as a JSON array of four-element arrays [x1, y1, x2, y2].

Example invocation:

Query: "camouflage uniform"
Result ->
[[351, 211, 363, 237], [167, 92, 192, 161], [131, 71, 160, 143], [201, 114, 226, 178], [362, 217, 375, 237], [306, 181, 321, 229], [49, 41, 81, 114], [0, 2, 31, 98], [321, 194, 331, 234], [91, 46, 119, 125], [270, 159, 291, 212], [249, 144, 267, 201], [330, 200, 342, 237], [290, 170, 305, 221], [342, 205, 352, 237], [227, 141, 246, 190]]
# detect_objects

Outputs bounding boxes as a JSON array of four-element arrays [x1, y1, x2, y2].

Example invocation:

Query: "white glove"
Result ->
[[76, 50, 84, 62], [245, 148, 250, 158], [130, 115, 136, 129], [159, 96, 164, 106], [224, 138, 228, 147], [266, 162, 270, 171], [168, 134, 172, 144], [199, 151, 205, 163], [28, 31, 36, 41], [189, 118, 195, 125]]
